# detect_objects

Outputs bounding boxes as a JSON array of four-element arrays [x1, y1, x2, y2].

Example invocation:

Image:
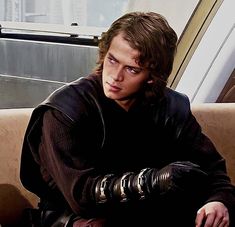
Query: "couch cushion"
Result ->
[[192, 103, 235, 185]]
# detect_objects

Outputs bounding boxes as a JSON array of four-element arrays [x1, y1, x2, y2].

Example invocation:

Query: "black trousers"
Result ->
[[22, 190, 205, 227]]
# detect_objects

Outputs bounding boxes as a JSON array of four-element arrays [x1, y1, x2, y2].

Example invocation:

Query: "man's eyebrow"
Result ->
[[128, 63, 144, 71], [108, 53, 118, 61], [108, 52, 143, 70]]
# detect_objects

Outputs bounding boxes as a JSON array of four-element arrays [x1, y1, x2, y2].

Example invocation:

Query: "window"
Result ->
[[0, 0, 128, 28], [0, 0, 200, 108]]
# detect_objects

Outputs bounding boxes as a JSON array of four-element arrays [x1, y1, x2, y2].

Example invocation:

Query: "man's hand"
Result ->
[[152, 161, 208, 194], [195, 201, 229, 227]]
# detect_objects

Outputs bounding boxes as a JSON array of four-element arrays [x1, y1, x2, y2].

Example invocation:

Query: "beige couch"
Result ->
[[0, 104, 235, 225], [192, 103, 235, 185], [0, 108, 39, 226]]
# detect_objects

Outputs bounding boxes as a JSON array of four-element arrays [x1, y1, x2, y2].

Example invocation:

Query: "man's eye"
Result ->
[[108, 57, 116, 64], [127, 67, 140, 74]]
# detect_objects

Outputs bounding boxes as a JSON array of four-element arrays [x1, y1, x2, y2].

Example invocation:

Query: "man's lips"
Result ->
[[106, 82, 121, 91]]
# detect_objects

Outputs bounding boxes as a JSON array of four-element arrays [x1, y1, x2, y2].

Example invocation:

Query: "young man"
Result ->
[[20, 12, 235, 227]]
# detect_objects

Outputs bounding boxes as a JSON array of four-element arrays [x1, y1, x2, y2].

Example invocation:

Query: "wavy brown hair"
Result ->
[[94, 11, 178, 100]]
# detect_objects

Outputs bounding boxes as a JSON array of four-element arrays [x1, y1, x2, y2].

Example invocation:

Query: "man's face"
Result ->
[[102, 33, 150, 111]]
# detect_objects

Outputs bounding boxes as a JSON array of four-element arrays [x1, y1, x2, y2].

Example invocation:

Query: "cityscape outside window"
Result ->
[[0, 0, 128, 28]]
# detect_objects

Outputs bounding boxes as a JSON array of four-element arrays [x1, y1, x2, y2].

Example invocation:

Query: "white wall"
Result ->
[[176, 0, 235, 103], [126, 0, 199, 37]]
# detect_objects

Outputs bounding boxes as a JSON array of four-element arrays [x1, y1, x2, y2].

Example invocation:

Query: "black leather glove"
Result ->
[[151, 161, 208, 195], [94, 161, 208, 203]]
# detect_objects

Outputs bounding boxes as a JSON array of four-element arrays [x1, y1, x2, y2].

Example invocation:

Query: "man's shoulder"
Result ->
[[47, 74, 101, 101], [164, 87, 190, 112], [35, 74, 102, 122], [164, 87, 189, 104], [158, 87, 191, 125], [156, 88, 192, 139]]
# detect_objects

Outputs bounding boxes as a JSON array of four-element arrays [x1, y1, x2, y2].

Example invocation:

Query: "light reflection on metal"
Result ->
[[0, 21, 106, 38]]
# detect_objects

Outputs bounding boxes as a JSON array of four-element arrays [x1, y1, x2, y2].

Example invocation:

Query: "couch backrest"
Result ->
[[192, 103, 235, 185], [0, 108, 38, 225]]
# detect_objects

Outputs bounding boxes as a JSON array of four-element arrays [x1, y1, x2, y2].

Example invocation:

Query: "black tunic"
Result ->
[[20, 74, 235, 226]]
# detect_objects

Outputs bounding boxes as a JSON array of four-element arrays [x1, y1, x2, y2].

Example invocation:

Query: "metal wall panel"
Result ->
[[0, 39, 98, 108]]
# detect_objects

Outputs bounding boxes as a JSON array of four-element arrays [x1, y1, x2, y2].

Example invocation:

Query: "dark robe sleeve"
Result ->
[[38, 108, 104, 216]]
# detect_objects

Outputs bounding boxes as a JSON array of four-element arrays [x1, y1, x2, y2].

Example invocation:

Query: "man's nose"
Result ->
[[111, 67, 123, 81]]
